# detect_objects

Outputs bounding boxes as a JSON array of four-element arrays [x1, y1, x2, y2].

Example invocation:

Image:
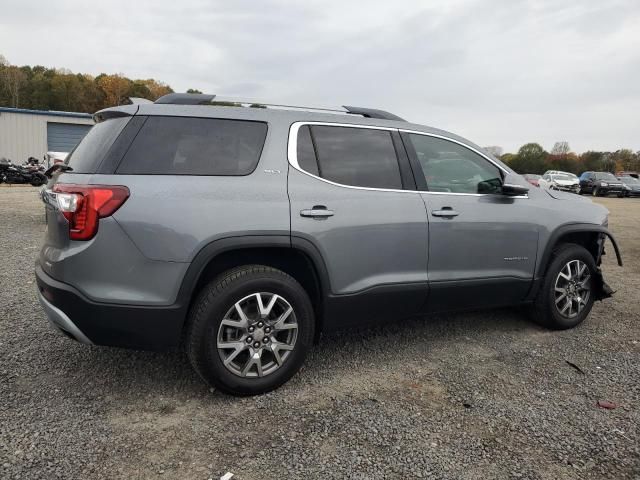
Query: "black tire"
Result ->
[[530, 243, 597, 329], [185, 265, 314, 396], [592, 187, 599, 197]]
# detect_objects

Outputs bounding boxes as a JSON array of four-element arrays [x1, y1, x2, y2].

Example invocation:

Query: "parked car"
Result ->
[[616, 171, 639, 179], [543, 170, 579, 179], [36, 93, 622, 395], [538, 172, 580, 193], [579, 172, 625, 197], [522, 174, 541, 187], [618, 176, 640, 197]]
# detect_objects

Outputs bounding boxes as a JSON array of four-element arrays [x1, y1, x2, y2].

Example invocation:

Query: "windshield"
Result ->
[[595, 172, 618, 181], [551, 174, 573, 181]]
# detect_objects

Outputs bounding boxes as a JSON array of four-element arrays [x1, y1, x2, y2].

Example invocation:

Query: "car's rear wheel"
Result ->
[[186, 265, 314, 396], [530, 243, 597, 329]]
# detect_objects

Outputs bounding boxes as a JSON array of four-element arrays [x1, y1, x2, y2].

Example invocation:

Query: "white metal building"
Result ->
[[0, 107, 94, 163]]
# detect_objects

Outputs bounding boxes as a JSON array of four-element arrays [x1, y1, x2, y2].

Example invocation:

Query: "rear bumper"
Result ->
[[35, 264, 186, 350]]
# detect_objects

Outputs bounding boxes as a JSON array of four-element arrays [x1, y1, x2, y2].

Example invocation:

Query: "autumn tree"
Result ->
[[508, 143, 548, 174], [550, 141, 570, 156], [0, 64, 27, 107], [579, 151, 605, 172], [97, 74, 131, 107], [141, 79, 172, 100]]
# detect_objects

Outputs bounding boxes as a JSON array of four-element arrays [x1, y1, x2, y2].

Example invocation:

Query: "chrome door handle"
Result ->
[[431, 208, 459, 218], [300, 206, 334, 218]]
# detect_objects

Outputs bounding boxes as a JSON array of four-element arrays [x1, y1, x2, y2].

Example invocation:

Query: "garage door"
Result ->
[[47, 122, 92, 152]]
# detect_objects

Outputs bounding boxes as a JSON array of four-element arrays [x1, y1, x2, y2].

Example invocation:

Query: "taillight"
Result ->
[[52, 184, 129, 240]]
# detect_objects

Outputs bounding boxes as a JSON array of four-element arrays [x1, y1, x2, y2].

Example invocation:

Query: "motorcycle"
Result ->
[[24, 157, 45, 172], [0, 158, 47, 186]]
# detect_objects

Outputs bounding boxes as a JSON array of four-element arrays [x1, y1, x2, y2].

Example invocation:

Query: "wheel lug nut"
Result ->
[[263, 337, 269, 343], [264, 327, 271, 333], [253, 342, 260, 348], [246, 337, 253, 343], [257, 321, 264, 328], [248, 326, 255, 333]]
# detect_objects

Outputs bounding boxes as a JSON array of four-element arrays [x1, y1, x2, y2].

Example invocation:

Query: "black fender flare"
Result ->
[[174, 234, 332, 311]]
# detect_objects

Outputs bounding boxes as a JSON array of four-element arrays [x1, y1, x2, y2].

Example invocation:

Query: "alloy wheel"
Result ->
[[216, 292, 298, 378], [554, 259, 591, 319]]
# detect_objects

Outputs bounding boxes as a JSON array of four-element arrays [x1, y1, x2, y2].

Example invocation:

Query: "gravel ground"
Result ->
[[0, 185, 639, 480]]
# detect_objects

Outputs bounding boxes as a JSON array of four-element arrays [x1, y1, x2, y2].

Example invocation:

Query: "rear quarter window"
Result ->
[[65, 117, 129, 173], [116, 116, 268, 175]]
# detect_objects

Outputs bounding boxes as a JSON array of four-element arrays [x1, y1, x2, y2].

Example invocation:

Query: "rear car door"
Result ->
[[401, 131, 539, 311], [287, 122, 429, 329]]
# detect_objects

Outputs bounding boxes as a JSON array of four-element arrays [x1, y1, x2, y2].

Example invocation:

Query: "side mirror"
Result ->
[[501, 173, 529, 196]]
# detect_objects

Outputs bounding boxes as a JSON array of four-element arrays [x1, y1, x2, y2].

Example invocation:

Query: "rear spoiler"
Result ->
[[93, 105, 138, 123]]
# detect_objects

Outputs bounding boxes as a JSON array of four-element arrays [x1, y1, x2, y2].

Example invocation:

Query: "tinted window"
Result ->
[[296, 125, 319, 176], [309, 126, 402, 189], [117, 116, 267, 175], [65, 117, 129, 173], [409, 134, 502, 194]]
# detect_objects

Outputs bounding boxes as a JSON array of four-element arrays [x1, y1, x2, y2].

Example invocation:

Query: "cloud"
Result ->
[[0, 0, 638, 152]]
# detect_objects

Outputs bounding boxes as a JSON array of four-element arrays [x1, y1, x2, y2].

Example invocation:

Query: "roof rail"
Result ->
[[343, 106, 405, 121], [153, 93, 406, 121]]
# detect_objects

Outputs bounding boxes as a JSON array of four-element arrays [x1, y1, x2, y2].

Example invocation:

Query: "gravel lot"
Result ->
[[1, 185, 639, 480]]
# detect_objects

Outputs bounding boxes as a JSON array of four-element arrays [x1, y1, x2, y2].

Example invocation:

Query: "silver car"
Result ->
[[36, 93, 622, 395], [539, 172, 581, 193]]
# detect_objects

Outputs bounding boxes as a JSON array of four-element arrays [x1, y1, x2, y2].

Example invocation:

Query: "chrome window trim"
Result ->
[[287, 121, 527, 198]]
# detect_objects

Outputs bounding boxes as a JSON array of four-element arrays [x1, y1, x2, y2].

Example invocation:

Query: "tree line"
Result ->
[[497, 142, 640, 176], [1, 55, 638, 174], [0, 55, 176, 113]]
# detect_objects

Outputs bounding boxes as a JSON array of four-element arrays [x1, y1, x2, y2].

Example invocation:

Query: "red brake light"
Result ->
[[52, 184, 129, 240]]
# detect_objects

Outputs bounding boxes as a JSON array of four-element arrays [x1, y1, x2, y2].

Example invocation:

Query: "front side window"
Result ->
[[117, 116, 267, 175], [297, 125, 403, 190], [408, 134, 502, 194]]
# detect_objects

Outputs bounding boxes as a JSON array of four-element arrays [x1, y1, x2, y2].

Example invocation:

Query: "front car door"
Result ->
[[287, 122, 429, 329], [400, 131, 539, 311], [579, 172, 594, 193]]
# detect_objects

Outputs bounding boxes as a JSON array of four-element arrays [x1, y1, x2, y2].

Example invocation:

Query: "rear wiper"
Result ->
[[45, 164, 73, 178]]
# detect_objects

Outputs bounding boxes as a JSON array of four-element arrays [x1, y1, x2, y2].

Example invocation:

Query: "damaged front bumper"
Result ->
[[593, 231, 622, 300]]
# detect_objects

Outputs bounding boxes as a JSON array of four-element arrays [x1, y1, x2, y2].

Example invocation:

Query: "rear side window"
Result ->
[[65, 117, 129, 173], [296, 125, 319, 176], [303, 125, 402, 190], [117, 116, 267, 175]]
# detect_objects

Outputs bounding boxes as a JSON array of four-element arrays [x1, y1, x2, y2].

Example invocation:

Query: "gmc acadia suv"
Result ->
[[36, 93, 622, 395]]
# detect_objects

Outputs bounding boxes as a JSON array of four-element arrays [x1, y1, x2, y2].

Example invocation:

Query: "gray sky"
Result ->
[[1, 0, 638, 153]]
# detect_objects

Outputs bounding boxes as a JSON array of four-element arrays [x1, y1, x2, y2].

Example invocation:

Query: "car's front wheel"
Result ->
[[186, 265, 314, 395], [530, 243, 597, 329]]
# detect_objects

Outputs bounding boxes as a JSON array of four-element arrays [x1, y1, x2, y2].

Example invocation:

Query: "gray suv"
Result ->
[[36, 93, 622, 395]]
